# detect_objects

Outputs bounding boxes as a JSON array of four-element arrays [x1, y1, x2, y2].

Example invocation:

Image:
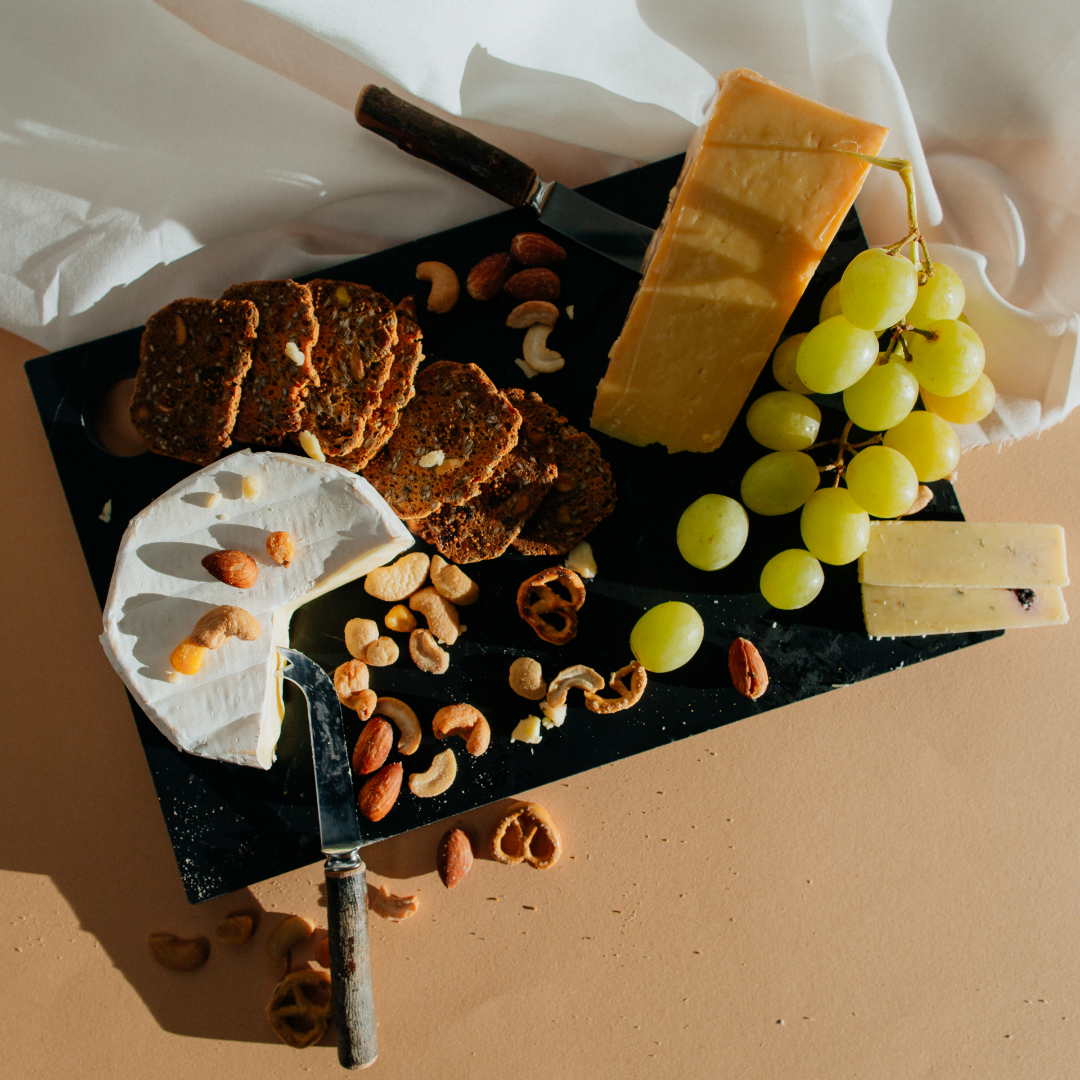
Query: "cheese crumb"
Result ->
[[241, 474, 263, 501], [206, 492, 221, 508], [99, 499, 112, 523], [566, 305, 574, 319], [297, 430, 325, 462], [168, 671, 182, 684], [564, 541, 597, 579], [511, 716, 543, 744], [284, 341, 305, 365], [418, 450, 445, 468]]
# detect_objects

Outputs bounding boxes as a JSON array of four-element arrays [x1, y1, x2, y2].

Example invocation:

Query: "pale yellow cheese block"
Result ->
[[859, 521, 1069, 588], [862, 585, 1068, 637], [591, 68, 888, 454]]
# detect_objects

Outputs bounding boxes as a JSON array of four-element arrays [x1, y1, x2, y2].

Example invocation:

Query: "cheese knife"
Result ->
[[279, 647, 377, 1070], [355, 85, 655, 273]]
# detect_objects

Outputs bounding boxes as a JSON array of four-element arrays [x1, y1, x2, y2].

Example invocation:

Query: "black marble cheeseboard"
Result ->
[[25, 155, 999, 903]]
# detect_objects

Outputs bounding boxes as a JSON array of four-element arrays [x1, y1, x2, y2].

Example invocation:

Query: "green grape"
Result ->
[[819, 282, 843, 323], [799, 487, 870, 565], [746, 391, 821, 450], [677, 494, 748, 570], [839, 248, 918, 332], [760, 549, 825, 609], [630, 602, 704, 673], [905, 261, 965, 324], [844, 446, 919, 518], [771, 333, 811, 393], [904, 318, 985, 397], [741, 451, 821, 516], [795, 316, 880, 394], [921, 373, 996, 424], [842, 357, 919, 431], [882, 411, 960, 482]]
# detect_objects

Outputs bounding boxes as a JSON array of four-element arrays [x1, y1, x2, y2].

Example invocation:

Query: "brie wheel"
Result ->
[[100, 450, 412, 769]]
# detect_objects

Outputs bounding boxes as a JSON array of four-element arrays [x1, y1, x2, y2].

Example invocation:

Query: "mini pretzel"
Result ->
[[490, 801, 562, 869], [266, 969, 333, 1049], [584, 661, 648, 714], [516, 566, 586, 645]]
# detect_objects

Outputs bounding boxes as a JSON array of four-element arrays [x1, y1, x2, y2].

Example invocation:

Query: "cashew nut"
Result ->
[[266, 914, 315, 981], [409, 629, 449, 673], [365, 552, 430, 601], [506, 301, 559, 329], [408, 747, 457, 797], [409, 586, 461, 645], [523, 323, 564, 373], [384, 604, 417, 633], [368, 884, 419, 921], [374, 696, 421, 755], [541, 664, 604, 727], [900, 484, 935, 516], [333, 659, 369, 710], [508, 657, 547, 700], [344, 617, 379, 658], [216, 913, 255, 946], [353, 689, 377, 722], [416, 261, 460, 313], [360, 636, 399, 667], [432, 703, 490, 757], [147, 932, 210, 971], [429, 555, 479, 606], [191, 605, 262, 649]]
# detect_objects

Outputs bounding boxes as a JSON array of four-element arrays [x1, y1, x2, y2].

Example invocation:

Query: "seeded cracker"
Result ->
[[296, 280, 398, 458], [325, 312, 424, 472], [363, 361, 521, 520], [413, 436, 557, 562], [130, 297, 258, 466], [508, 389, 617, 556], [221, 280, 318, 444]]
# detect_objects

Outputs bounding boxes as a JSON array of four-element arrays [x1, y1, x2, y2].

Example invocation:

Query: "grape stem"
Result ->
[[810, 420, 882, 485], [839, 152, 935, 284]]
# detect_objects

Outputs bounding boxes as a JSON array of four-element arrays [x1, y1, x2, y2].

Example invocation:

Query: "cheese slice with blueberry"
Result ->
[[100, 450, 412, 768]]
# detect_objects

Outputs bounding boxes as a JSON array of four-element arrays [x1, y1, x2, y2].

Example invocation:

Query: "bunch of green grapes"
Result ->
[[733, 249, 998, 610]]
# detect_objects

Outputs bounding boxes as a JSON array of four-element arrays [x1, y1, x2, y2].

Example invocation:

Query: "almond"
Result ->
[[466, 252, 514, 301], [201, 549, 258, 589], [728, 637, 768, 700], [511, 232, 566, 267], [503, 267, 560, 302], [357, 761, 402, 822], [437, 827, 474, 889], [352, 717, 393, 775]]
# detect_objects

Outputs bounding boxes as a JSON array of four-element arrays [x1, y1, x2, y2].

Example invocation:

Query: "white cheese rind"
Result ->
[[858, 521, 1069, 588], [101, 450, 412, 769], [862, 585, 1068, 636]]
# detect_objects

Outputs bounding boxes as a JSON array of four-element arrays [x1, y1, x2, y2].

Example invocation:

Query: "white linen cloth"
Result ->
[[3, 0, 1078, 449]]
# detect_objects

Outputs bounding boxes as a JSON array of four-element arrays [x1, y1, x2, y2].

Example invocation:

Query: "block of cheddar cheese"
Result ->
[[591, 69, 888, 454], [863, 585, 1068, 637]]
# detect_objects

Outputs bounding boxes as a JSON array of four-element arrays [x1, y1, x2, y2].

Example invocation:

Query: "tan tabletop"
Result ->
[[2, 321, 1078, 1077]]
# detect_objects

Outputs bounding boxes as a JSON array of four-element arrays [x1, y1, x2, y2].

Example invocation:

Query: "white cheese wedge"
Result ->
[[859, 521, 1069, 588], [862, 585, 1068, 637], [100, 450, 412, 769]]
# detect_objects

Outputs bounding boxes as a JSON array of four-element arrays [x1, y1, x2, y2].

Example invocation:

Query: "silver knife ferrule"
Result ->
[[525, 175, 554, 214]]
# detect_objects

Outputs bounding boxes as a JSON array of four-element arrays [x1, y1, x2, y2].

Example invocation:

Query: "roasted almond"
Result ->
[[503, 267, 560, 302], [352, 717, 393, 775], [437, 826, 474, 889], [466, 252, 514, 301], [357, 761, 403, 822], [511, 232, 566, 267], [728, 637, 768, 700], [201, 549, 258, 589]]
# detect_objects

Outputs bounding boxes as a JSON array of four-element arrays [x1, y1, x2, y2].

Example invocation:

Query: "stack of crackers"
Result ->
[[130, 279, 615, 560]]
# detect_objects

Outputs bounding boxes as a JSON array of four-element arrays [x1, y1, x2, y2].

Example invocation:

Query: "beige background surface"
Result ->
[[3, 316, 1078, 1079]]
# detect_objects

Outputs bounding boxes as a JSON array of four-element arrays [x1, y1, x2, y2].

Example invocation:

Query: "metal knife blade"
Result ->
[[279, 647, 361, 856], [279, 647, 377, 1070], [355, 85, 655, 274]]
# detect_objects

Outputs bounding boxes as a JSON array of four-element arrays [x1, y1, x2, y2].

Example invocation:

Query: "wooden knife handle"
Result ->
[[355, 84, 537, 207], [326, 859, 378, 1070]]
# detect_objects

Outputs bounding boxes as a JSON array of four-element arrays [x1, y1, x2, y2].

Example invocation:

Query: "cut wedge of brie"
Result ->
[[100, 450, 412, 769]]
